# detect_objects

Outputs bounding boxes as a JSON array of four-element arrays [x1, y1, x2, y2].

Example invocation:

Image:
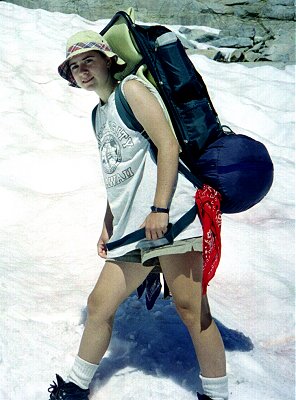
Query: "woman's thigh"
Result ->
[[159, 250, 203, 299], [88, 260, 154, 316], [159, 250, 210, 327]]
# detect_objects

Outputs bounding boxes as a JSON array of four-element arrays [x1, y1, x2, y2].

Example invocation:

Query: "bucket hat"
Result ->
[[58, 30, 126, 88]]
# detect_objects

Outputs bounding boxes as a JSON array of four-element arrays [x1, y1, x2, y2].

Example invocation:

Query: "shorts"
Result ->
[[107, 237, 202, 267]]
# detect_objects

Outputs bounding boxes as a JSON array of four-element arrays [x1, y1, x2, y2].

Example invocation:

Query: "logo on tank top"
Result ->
[[101, 134, 122, 174]]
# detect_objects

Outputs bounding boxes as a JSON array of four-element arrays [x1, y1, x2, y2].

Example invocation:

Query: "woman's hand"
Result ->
[[141, 212, 169, 240], [97, 235, 108, 258], [98, 201, 113, 259], [97, 223, 111, 259]]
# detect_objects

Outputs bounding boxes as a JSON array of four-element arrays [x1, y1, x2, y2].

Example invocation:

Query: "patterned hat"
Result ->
[[58, 30, 126, 88]]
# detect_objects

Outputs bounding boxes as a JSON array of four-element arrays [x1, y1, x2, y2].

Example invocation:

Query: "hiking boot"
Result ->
[[197, 393, 213, 400], [48, 374, 90, 400]]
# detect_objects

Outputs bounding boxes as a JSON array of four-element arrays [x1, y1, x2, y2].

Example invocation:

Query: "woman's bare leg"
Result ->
[[78, 260, 154, 364], [160, 250, 226, 378]]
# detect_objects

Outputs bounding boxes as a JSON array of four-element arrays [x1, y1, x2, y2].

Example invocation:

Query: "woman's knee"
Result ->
[[86, 288, 117, 323], [174, 295, 213, 331], [174, 295, 201, 328]]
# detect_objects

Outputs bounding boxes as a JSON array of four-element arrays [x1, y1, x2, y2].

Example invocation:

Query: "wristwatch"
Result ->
[[151, 206, 169, 214]]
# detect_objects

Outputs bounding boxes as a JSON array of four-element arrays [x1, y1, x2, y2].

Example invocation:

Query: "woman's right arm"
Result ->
[[97, 201, 113, 258]]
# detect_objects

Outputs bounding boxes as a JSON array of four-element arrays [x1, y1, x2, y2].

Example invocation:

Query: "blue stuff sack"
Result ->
[[193, 133, 274, 213]]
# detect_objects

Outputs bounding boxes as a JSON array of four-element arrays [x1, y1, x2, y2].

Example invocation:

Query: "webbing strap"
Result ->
[[115, 84, 144, 132], [106, 204, 197, 251], [93, 82, 202, 252], [178, 162, 203, 189], [91, 104, 99, 133]]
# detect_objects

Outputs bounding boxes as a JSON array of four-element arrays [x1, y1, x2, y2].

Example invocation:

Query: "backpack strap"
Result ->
[[115, 83, 144, 132], [91, 85, 146, 136], [106, 203, 197, 251], [91, 104, 99, 134]]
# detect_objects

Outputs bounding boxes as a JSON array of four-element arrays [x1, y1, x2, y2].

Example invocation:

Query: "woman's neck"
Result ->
[[96, 79, 118, 103]]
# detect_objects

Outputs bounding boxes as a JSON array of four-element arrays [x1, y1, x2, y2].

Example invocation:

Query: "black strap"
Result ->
[[91, 104, 99, 133], [115, 83, 145, 132], [178, 162, 203, 189], [106, 204, 197, 251]]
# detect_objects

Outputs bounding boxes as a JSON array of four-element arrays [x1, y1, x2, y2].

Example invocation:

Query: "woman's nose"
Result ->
[[79, 63, 88, 74]]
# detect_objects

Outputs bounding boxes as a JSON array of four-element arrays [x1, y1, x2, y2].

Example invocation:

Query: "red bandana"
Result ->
[[195, 184, 222, 294]]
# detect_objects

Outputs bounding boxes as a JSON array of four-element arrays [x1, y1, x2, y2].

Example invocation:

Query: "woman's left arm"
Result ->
[[124, 79, 180, 240]]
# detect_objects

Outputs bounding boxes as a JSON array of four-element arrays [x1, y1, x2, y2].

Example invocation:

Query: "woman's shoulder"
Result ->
[[120, 74, 158, 98], [121, 74, 147, 91]]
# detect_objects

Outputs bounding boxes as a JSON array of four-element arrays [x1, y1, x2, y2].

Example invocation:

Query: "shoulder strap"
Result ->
[[115, 82, 203, 188], [91, 104, 99, 134], [106, 204, 197, 251], [91, 84, 144, 134], [114, 83, 144, 132]]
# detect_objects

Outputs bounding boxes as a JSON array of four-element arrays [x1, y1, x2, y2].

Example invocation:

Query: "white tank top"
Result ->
[[94, 75, 202, 258]]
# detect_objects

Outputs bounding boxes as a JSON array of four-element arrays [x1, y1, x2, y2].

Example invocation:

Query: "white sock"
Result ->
[[67, 355, 98, 390], [200, 374, 229, 400]]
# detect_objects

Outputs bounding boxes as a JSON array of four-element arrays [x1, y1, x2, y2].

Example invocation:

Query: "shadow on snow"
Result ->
[[84, 293, 253, 394]]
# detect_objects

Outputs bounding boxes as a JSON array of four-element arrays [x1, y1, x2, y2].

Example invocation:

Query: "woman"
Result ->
[[48, 30, 228, 400]]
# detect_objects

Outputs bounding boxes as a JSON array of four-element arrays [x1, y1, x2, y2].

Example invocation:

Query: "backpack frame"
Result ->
[[91, 9, 274, 250]]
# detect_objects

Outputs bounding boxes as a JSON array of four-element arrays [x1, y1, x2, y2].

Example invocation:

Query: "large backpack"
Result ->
[[92, 9, 274, 250]]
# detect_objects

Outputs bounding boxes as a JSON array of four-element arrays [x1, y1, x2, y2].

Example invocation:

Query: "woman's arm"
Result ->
[[97, 201, 113, 258], [123, 79, 180, 240]]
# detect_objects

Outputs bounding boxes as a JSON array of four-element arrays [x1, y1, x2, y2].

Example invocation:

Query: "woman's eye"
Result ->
[[70, 65, 78, 72]]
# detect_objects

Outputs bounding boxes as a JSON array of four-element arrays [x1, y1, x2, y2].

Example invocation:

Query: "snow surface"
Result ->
[[0, 2, 295, 399]]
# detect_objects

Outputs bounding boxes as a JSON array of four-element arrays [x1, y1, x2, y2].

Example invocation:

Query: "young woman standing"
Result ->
[[48, 30, 228, 400]]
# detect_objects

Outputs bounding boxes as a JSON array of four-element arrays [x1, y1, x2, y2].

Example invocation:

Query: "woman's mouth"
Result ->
[[83, 77, 94, 84]]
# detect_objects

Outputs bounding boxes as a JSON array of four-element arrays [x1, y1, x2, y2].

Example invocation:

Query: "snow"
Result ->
[[0, 2, 294, 399]]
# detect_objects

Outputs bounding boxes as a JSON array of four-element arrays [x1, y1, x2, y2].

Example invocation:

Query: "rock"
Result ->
[[268, 0, 295, 6], [268, 0, 294, 5], [220, 26, 256, 39], [243, 50, 261, 62], [208, 36, 253, 48], [5, 0, 295, 65], [260, 40, 295, 62], [229, 49, 244, 62], [260, 5, 295, 20], [265, 30, 294, 62], [206, 3, 233, 14], [178, 26, 192, 34], [250, 41, 265, 52], [185, 28, 218, 42], [177, 35, 197, 49], [6, 0, 296, 24], [254, 32, 274, 44], [233, 5, 261, 18], [195, 33, 221, 43], [187, 48, 225, 61], [223, 0, 252, 5]]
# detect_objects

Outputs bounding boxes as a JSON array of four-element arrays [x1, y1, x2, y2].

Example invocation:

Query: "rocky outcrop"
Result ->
[[180, 22, 295, 63], [6, 0, 295, 23], [5, 0, 295, 64]]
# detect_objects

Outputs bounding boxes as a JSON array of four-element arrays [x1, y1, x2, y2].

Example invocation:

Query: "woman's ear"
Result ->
[[106, 57, 112, 69]]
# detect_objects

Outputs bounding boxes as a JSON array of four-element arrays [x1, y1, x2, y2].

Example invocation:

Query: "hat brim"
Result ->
[[58, 47, 126, 88]]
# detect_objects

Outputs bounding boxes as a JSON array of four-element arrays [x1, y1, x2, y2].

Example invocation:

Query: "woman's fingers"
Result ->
[[140, 212, 169, 240]]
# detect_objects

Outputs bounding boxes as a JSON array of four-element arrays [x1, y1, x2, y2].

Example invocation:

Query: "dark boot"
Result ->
[[197, 393, 213, 400], [48, 374, 90, 400]]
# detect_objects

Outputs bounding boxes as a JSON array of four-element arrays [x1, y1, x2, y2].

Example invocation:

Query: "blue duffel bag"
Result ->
[[191, 131, 274, 213]]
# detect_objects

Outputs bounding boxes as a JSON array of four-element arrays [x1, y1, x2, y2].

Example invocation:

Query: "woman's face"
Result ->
[[69, 50, 112, 91]]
